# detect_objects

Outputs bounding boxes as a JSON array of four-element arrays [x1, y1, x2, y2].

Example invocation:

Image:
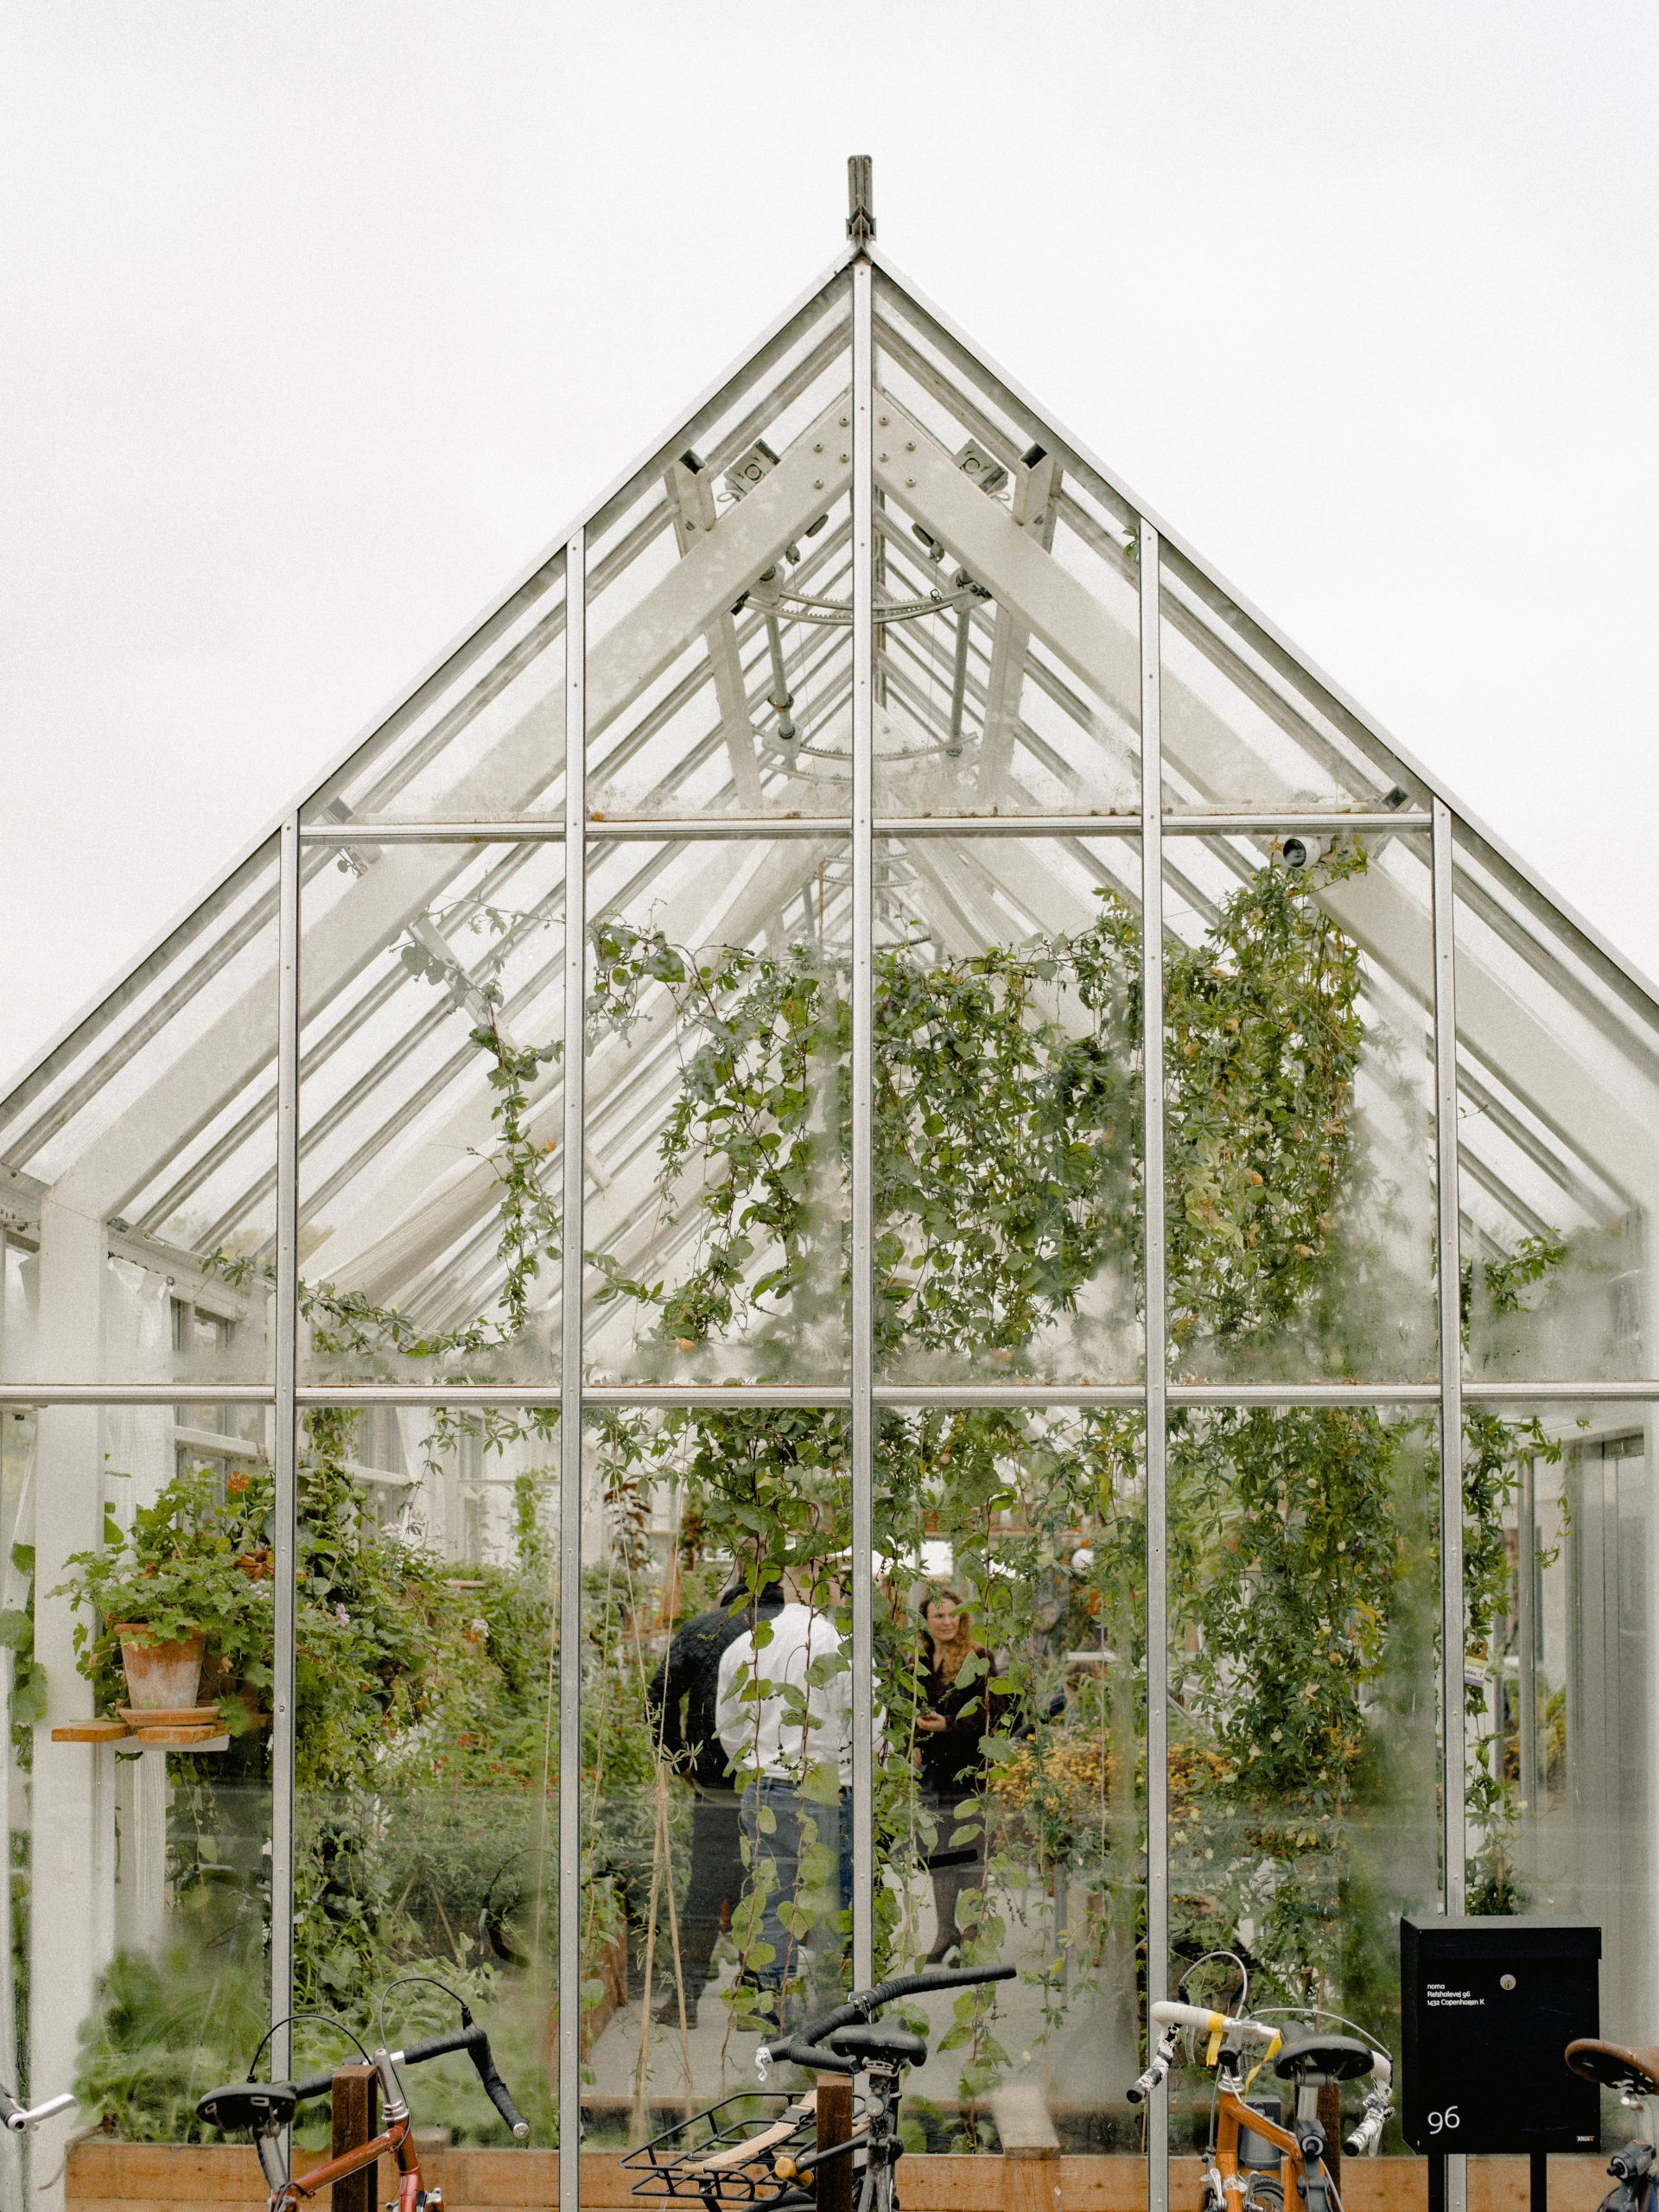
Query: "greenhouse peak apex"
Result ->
[[846, 155, 876, 250]]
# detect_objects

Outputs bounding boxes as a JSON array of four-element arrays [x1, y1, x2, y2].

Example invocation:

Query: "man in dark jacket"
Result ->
[[645, 1568, 784, 2026]]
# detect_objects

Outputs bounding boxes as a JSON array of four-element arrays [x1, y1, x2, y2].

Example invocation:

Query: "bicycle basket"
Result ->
[[621, 2091, 822, 2205]]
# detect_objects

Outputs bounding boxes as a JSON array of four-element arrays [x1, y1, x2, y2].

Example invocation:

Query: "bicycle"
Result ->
[[196, 1986, 529, 2211], [622, 1962, 1014, 2212], [1566, 2037, 1659, 2212], [0, 2077, 75, 2133], [1128, 1996, 1393, 2212]]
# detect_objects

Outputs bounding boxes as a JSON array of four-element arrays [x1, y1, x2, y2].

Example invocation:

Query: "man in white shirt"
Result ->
[[715, 1577, 859, 2028]]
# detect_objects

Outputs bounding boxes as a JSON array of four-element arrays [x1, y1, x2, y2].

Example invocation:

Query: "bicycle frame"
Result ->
[[1130, 1999, 1389, 2212], [270, 2105, 423, 2212], [1204, 2058, 1335, 2212]]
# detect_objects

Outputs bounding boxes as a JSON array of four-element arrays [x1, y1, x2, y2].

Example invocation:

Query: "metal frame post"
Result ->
[[270, 808, 301, 2075], [849, 244, 876, 1996], [559, 536, 588, 2212], [1139, 523, 1169, 2212], [1432, 795, 1466, 2211]]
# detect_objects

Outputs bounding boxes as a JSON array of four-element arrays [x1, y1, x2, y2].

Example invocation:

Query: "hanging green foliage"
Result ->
[[62, 833, 1569, 2145]]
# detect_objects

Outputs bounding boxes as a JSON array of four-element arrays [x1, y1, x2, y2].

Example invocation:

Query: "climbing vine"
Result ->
[[64, 836, 1567, 2145]]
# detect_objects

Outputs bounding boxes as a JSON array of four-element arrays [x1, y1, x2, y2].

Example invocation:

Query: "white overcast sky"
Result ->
[[2, 3, 1655, 1088]]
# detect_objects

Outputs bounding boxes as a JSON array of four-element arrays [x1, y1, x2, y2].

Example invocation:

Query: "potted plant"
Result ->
[[53, 1462, 276, 1730]]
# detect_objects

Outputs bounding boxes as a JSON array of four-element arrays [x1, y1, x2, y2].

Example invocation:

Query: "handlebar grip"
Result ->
[[858, 1964, 1016, 2008], [1127, 2029, 1177, 2106], [1150, 2000, 1225, 2036], [469, 2036, 531, 2141], [398, 2026, 479, 2069], [785, 1964, 1016, 2055], [1126, 2051, 1171, 2105]]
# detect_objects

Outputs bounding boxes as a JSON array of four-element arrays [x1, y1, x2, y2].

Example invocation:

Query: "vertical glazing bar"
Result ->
[[1433, 792, 1465, 1912], [1432, 795, 1466, 2212], [559, 536, 588, 2212], [1139, 524, 1169, 2212], [270, 810, 301, 2076], [1517, 1454, 1538, 1859], [849, 255, 875, 1994]]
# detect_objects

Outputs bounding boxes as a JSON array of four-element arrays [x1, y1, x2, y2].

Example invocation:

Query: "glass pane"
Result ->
[[1165, 830, 1437, 1383], [0, 849, 282, 1390], [1167, 1403, 1440, 2161], [581, 1406, 853, 2143], [16, 1408, 271, 2186], [873, 277, 1140, 818], [1455, 829, 1659, 1383], [303, 561, 566, 826], [877, 1408, 1145, 2158], [588, 278, 853, 821], [1160, 543, 1423, 815], [292, 1402, 557, 2152], [299, 836, 564, 1385], [585, 836, 849, 1386], [1464, 1399, 1651, 2050], [874, 833, 1143, 1386]]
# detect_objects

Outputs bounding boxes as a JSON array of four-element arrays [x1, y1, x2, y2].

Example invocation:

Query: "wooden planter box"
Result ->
[[67, 2140, 1619, 2211]]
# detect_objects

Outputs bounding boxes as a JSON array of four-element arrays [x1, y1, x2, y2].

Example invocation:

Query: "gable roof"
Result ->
[[4, 241, 1655, 1331]]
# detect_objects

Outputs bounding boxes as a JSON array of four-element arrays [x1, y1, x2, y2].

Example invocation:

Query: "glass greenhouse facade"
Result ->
[[4, 210, 1657, 2210]]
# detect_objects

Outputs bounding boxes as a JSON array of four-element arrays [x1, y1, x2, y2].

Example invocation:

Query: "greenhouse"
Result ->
[[3, 167, 1656, 2211]]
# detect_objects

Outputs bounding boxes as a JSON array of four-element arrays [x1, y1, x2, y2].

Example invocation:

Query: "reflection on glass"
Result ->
[[0, 861, 283, 1389], [1165, 831, 1437, 1382], [292, 1403, 557, 2146], [296, 838, 565, 1386], [27, 1421, 272, 2150], [875, 1410, 1145, 2153], [580, 1409, 852, 2143], [586, 279, 852, 823], [1455, 830, 1657, 1386], [306, 564, 565, 825], [1159, 545, 1415, 815], [1466, 1405, 1653, 2044], [584, 839, 849, 1386], [873, 836, 1142, 1385], [871, 275, 1141, 819], [1167, 1407, 1439, 2158]]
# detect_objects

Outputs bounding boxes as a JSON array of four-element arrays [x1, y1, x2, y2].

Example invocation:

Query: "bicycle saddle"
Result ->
[[195, 2080, 299, 2134], [1567, 2039, 1659, 2097], [828, 2024, 928, 2069], [1273, 2033, 1376, 2083]]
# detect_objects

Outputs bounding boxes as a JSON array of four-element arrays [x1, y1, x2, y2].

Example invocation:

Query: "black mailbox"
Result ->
[[1400, 1914, 1600, 2156]]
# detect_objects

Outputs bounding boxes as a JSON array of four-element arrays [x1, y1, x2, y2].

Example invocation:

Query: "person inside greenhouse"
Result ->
[[645, 1559, 785, 2029], [715, 1561, 872, 2032], [914, 1586, 1008, 1964]]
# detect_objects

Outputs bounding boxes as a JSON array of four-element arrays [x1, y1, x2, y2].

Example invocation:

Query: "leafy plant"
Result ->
[[65, 838, 1567, 2142], [52, 1465, 276, 1725]]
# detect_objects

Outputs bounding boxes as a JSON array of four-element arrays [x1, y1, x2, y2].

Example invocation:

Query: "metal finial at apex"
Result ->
[[847, 155, 875, 250]]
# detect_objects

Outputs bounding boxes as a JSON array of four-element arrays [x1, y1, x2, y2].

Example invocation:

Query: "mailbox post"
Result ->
[[1401, 1915, 1600, 2211]]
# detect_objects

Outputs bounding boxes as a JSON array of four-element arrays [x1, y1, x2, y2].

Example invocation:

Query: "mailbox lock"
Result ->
[[1500, 1975, 1516, 1992]]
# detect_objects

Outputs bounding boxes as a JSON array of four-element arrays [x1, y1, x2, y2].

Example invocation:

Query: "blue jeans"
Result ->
[[738, 1777, 854, 1998]]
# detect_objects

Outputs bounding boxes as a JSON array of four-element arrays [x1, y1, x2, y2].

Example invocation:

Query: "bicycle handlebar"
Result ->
[[292, 2023, 528, 2140], [1129, 2004, 1291, 2106], [1152, 2000, 1281, 2046], [758, 1964, 1015, 2075], [0, 2082, 74, 2133]]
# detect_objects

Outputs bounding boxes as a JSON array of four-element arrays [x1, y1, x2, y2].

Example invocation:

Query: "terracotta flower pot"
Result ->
[[111, 1624, 206, 1712]]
